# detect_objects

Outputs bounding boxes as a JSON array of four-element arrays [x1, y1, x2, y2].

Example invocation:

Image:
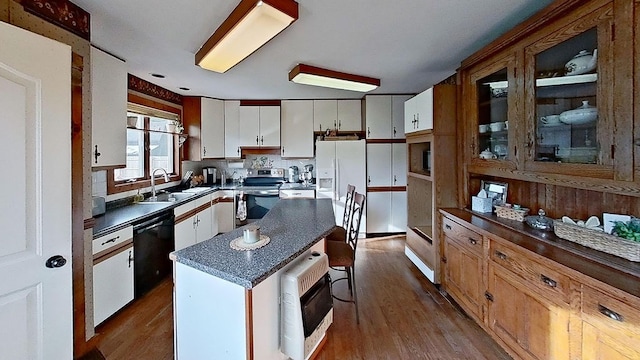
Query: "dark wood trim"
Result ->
[[218, 197, 234, 203], [175, 210, 195, 225], [84, 217, 96, 230], [194, 202, 212, 214], [195, 0, 298, 71], [460, 0, 590, 69], [128, 74, 182, 105], [365, 139, 406, 144], [182, 96, 202, 161], [245, 289, 254, 360], [92, 164, 126, 171], [93, 240, 134, 265], [367, 186, 407, 192], [128, 92, 182, 115], [17, 0, 90, 40], [239, 99, 281, 106], [71, 51, 87, 357], [289, 63, 380, 87], [241, 147, 281, 157]]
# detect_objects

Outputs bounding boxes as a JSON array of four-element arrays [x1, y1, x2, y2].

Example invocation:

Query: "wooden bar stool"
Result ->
[[326, 192, 365, 324], [327, 184, 355, 243]]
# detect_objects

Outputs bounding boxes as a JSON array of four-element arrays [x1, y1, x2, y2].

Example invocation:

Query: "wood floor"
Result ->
[[93, 237, 510, 360]]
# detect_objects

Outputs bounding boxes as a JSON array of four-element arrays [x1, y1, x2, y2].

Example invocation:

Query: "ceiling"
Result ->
[[72, 0, 553, 100]]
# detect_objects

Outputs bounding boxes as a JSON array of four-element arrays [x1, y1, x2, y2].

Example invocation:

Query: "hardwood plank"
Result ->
[[93, 238, 510, 359]]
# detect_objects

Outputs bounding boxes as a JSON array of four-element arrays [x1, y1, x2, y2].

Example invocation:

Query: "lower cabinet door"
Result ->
[[487, 263, 571, 360], [217, 202, 235, 233], [175, 216, 196, 251], [390, 191, 407, 232], [443, 237, 484, 322], [93, 246, 134, 325], [195, 207, 213, 243], [366, 192, 391, 233]]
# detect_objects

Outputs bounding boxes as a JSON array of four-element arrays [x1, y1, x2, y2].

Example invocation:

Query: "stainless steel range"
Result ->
[[235, 168, 285, 227]]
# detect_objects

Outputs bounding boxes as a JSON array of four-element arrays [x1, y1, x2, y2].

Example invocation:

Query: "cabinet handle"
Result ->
[[367, 176, 371, 185], [101, 236, 119, 246], [485, 291, 494, 302], [468, 238, 477, 245], [393, 126, 397, 137], [203, 146, 206, 156], [367, 127, 370, 137], [282, 147, 285, 155], [495, 250, 507, 260], [319, 124, 322, 132], [93, 145, 101, 164], [261, 136, 264, 145], [540, 274, 557, 288], [445, 224, 451, 230], [441, 256, 447, 263], [416, 114, 419, 128], [334, 121, 337, 129], [128, 250, 133, 268], [598, 304, 624, 322], [256, 136, 259, 145], [237, 147, 240, 155], [393, 175, 397, 185], [338, 120, 341, 129]]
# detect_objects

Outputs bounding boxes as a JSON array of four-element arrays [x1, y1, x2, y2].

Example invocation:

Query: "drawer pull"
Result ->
[[598, 304, 624, 322], [540, 274, 557, 288], [101, 236, 119, 246], [468, 238, 477, 245], [495, 250, 507, 260], [445, 224, 452, 230], [128, 250, 134, 268]]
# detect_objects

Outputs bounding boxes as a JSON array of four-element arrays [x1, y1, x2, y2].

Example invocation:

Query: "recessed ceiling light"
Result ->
[[179, 87, 190, 91], [151, 73, 165, 78]]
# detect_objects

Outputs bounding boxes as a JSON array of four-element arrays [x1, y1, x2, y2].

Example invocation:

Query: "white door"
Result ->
[[392, 95, 411, 139], [281, 100, 314, 158], [239, 106, 260, 146], [392, 143, 407, 186], [365, 95, 391, 139], [416, 87, 434, 131], [313, 99, 337, 132], [366, 144, 392, 187], [337, 99, 362, 131], [366, 192, 392, 233], [0, 22, 72, 359], [201, 97, 225, 158], [335, 141, 366, 231], [258, 106, 280, 147], [224, 101, 241, 158]]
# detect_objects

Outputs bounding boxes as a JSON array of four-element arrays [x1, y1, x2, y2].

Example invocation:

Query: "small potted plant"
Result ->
[[166, 120, 184, 134]]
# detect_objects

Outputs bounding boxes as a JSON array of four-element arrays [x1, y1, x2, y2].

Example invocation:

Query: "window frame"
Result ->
[[107, 97, 182, 195]]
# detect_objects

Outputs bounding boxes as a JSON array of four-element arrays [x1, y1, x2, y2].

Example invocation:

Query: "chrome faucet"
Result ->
[[151, 168, 170, 200]]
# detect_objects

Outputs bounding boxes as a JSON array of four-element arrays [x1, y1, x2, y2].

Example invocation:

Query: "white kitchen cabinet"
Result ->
[[366, 95, 411, 139], [405, 88, 434, 133], [213, 191, 235, 233], [92, 226, 134, 326], [313, 99, 362, 132], [200, 98, 225, 158], [281, 100, 314, 158], [366, 191, 407, 234], [195, 206, 213, 243], [174, 194, 213, 250], [224, 101, 241, 159], [174, 217, 196, 251], [367, 143, 407, 187], [238, 105, 280, 147], [91, 46, 127, 167]]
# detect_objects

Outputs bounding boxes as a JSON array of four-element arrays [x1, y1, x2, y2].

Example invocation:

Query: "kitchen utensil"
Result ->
[[525, 209, 554, 231], [565, 49, 597, 76], [243, 225, 261, 244], [559, 101, 597, 125]]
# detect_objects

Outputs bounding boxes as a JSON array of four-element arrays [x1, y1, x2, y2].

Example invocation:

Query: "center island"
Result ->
[[170, 198, 336, 360]]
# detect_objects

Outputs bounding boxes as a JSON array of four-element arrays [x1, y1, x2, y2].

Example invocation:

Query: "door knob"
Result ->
[[45, 255, 67, 268]]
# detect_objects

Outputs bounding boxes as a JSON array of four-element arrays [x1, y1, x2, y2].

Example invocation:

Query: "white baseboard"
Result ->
[[404, 246, 435, 283]]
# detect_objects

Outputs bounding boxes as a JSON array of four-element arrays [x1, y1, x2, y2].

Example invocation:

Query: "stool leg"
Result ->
[[351, 265, 359, 324]]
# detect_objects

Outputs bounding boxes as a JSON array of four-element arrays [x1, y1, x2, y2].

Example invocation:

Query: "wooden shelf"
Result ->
[[536, 73, 597, 87], [408, 171, 432, 182], [412, 226, 433, 242]]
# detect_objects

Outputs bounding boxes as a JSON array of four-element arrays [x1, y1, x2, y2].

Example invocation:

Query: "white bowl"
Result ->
[[489, 122, 505, 131], [559, 101, 597, 125]]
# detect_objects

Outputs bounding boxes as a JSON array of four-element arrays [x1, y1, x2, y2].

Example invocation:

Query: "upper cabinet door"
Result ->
[[337, 99, 362, 131], [281, 100, 314, 158], [366, 143, 392, 186], [91, 46, 127, 167], [224, 101, 241, 158], [365, 95, 392, 139], [523, 4, 614, 179], [238, 106, 260, 146], [392, 95, 411, 139], [404, 96, 417, 134], [415, 88, 434, 131], [259, 106, 280, 147], [200, 98, 225, 158], [313, 100, 337, 132], [392, 143, 407, 186]]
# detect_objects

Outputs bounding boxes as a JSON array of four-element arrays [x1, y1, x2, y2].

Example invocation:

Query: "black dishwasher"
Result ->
[[133, 210, 174, 298]]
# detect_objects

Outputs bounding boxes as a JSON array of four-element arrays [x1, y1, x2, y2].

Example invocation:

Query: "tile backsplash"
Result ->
[[91, 170, 107, 197]]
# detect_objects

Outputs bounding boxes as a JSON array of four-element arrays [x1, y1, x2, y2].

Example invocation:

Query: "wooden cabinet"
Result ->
[[91, 46, 127, 168], [183, 97, 225, 160], [238, 105, 280, 147], [580, 284, 640, 360], [92, 226, 134, 326], [365, 95, 411, 139], [281, 100, 314, 158], [224, 101, 241, 159], [313, 99, 362, 132], [442, 217, 484, 322], [404, 88, 433, 134]]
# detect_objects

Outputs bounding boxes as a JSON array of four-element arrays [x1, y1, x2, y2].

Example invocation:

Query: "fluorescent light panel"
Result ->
[[196, 0, 298, 73], [289, 64, 380, 92]]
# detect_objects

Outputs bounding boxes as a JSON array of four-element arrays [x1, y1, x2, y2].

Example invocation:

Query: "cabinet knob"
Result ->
[[540, 274, 557, 288], [94, 145, 101, 164], [484, 291, 494, 302], [494, 250, 507, 260], [368, 176, 371, 185], [598, 304, 624, 322], [468, 238, 477, 245], [45, 255, 67, 268]]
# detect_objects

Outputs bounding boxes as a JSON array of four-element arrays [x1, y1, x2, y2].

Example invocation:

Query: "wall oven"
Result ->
[[235, 168, 284, 227]]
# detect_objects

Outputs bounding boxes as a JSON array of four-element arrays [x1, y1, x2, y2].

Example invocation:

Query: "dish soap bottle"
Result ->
[[133, 189, 144, 203]]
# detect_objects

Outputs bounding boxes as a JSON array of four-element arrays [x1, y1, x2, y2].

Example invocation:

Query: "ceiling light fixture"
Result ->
[[196, 0, 299, 73], [288, 64, 380, 92]]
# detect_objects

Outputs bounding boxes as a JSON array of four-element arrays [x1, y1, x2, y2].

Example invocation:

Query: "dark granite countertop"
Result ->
[[92, 186, 236, 238], [171, 198, 336, 289], [279, 183, 316, 191], [440, 208, 640, 298]]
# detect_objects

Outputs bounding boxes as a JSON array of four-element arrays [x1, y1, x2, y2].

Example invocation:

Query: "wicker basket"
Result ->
[[323, 135, 360, 141], [494, 205, 529, 222], [553, 220, 640, 262]]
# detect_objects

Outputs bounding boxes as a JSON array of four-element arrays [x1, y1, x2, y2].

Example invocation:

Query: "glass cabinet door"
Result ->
[[533, 28, 599, 165], [475, 67, 511, 161]]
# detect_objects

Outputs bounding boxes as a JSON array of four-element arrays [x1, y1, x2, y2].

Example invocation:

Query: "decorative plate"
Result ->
[[230, 235, 270, 251]]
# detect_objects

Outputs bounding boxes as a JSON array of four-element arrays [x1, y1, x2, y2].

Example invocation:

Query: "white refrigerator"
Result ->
[[316, 140, 366, 236]]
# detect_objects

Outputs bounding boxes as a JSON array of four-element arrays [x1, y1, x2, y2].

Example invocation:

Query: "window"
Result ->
[[108, 104, 181, 194]]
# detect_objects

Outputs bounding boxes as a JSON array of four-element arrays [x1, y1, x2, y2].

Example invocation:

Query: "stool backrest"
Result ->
[[346, 192, 366, 255], [341, 184, 356, 228]]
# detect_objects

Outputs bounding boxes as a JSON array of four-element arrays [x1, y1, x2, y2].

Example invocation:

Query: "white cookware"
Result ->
[[565, 49, 597, 76], [489, 122, 505, 132], [559, 101, 597, 125]]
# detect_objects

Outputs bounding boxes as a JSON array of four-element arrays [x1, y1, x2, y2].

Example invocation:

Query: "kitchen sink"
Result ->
[[138, 192, 195, 204]]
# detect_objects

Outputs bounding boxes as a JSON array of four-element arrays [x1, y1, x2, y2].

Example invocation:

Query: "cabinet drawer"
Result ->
[[193, 194, 211, 210], [93, 226, 133, 256], [442, 217, 483, 254], [490, 240, 571, 304], [582, 285, 640, 340], [174, 202, 193, 217]]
